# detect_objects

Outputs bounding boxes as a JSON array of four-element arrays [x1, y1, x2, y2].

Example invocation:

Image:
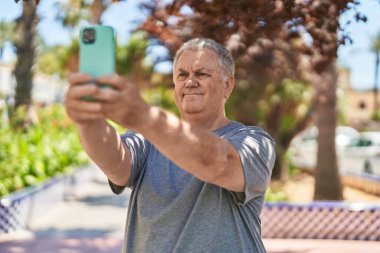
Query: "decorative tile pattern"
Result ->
[[0, 193, 32, 233], [0, 166, 92, 235], [262, 202, 380, 241], [0, 176, 69, 234]]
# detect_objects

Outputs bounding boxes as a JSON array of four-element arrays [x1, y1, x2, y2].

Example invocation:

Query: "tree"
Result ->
[[13, 0, 112, 111], [56, 0, 109, 27], [53, 0, 118, 75], [13, 0, 38, 109], [370, 31, 380, 118], [137, 0, 374, 200], [140, 1, 314, 181]]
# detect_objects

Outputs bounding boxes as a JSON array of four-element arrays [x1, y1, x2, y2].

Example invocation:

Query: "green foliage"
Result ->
[[37, 39, 79, 78], [142, 86, 179, 116], [370, 31, 380, 54], [371, 109, 380, 121], [54, 1, 87, 31], [0, 105, 88, 197], [265, 187, 288, 202], [37, 32, 152, 80], [107, 119, 126, 134], [116, 32, 152, 76], [284, 148, 299, 177], [228, 78, 312, 131], [0, 21, 15, 58]]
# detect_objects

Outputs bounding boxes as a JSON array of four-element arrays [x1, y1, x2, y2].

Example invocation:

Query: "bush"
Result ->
[[0, 104, 88, 197], [371, 110, 380, 121], [265, 187, 288, 202]]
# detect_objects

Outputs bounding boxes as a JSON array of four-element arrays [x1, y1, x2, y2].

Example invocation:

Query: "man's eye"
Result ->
[[178, 73, 187, 79], [196, 72, 210, 77]]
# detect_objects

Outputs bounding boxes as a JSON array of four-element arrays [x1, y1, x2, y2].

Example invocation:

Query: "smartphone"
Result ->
[[79, 25, 115, 100]]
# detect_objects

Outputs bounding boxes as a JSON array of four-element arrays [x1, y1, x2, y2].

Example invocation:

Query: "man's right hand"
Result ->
[[65, 73, 133, 188], [64, 73, 105, 125]]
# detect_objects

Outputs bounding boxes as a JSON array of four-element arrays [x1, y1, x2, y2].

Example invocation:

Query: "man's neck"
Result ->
[[181, 113, 230, 131]]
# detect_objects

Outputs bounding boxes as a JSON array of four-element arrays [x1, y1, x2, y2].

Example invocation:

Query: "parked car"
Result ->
[[340, 131, 380, 176], [290, 126, 380, 176]]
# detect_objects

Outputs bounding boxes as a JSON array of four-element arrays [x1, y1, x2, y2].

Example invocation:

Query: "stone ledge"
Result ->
[[262, 201, 380, 241]]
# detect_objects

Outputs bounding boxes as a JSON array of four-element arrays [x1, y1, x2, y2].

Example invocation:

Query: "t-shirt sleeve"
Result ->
[[108, 131, 150, 194], [226, 127, 276, 204]]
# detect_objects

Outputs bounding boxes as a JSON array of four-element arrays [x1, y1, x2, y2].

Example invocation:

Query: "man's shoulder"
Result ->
[[217, 121, 270, 137]]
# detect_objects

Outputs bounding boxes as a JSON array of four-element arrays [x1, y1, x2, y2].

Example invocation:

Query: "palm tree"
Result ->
[[370, 31, 380, 116], [13, 0, 107, 110], [13, 0, 38, 109]]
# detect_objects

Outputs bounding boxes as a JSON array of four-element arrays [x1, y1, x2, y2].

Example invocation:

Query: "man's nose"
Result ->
[[185, 77, 199, 88]]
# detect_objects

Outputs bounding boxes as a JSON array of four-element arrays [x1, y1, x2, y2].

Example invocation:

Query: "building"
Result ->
[[0, 63, 66, 106], [338, 68, 376, 121]]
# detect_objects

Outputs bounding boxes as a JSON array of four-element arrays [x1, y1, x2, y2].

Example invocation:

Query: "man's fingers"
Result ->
[[68, 72, 94, 86], [68, 111, 104, 121], [96, 75, 128, 90], [90, 87, 121, 102], [66, 84, 99, 100], [67, 99, 103, 113]]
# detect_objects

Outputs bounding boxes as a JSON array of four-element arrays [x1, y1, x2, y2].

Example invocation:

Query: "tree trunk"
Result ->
[[313, 60, 343, 200], [14, 0, 37, 109], [265, 101, 287, 180], [271, 144, 288, 180], [374, 53, 379, 114]]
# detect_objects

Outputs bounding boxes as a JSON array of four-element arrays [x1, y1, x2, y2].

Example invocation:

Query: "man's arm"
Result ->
[[64, 73, 132, 187], [76, 120, 132, 186], [138, 107, 245, 192], [92, 75, 245, 192]]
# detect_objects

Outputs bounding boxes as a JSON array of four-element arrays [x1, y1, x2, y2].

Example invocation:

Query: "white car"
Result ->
[[340, 131, 380, 176], [289, 126, 362, 172]]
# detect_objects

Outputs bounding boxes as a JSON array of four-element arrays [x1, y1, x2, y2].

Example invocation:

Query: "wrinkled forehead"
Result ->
[[174, 49, 219, 71]]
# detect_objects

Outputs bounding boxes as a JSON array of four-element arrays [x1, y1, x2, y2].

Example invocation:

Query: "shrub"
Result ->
[[371, 110, 380, 121], [265, 187, 288, 202], [0, 104, 88, 197]]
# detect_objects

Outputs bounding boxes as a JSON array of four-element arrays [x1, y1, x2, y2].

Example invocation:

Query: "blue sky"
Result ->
[[0, 0, 379, 90]]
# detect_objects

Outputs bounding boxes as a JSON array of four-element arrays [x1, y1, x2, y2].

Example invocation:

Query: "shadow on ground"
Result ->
[[33, 228, 114, 238], [78, 194, 129, 208]]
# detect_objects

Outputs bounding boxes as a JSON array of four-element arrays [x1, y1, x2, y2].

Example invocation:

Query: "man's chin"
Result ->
[[181, 106, 203, 115], [183, 109, 202, 114]]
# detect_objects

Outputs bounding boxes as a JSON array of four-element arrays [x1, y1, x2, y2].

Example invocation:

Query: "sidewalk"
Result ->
[[1, 165, 379, 253], [0, 166, 127, 253]]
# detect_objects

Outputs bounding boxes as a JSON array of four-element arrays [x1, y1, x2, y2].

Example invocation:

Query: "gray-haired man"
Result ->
[[65, 38, 276, 253]]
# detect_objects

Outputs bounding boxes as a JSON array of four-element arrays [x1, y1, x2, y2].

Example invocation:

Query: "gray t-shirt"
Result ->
[[110, 121, 276, 253]]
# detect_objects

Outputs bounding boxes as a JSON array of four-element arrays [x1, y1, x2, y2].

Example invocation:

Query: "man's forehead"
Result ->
[[176, 49, 218, 70]]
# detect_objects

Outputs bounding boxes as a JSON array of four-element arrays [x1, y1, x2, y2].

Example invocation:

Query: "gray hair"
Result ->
[[173, 38, 235, 78]]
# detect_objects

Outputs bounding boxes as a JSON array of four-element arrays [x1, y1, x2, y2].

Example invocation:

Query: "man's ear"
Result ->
[[224, 76, 235, 99]]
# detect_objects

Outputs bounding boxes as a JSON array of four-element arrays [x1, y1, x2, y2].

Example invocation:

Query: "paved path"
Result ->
[[1, 165, 380, 253]]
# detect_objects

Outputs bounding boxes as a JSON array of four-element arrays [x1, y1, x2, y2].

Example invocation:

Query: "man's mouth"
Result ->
[[183, 93, 203, 97]]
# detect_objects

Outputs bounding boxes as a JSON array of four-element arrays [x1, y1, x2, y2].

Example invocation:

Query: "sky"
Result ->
[[0, 0, 379, 90]]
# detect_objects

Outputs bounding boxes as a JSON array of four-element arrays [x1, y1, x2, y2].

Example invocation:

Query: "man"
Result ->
[[65, 38, 276, 253]]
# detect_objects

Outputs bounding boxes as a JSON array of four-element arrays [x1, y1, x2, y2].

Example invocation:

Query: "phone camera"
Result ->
[[83, 28, 95, 44]]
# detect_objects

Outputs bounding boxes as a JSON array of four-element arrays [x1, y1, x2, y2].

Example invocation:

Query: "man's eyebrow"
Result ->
[[177, 68, 188, 72], [195, 67, 213, 72], [176, 67, 214, 72]]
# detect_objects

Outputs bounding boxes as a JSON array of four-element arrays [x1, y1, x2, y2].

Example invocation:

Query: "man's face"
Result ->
[[173, 49, 232, 119]]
